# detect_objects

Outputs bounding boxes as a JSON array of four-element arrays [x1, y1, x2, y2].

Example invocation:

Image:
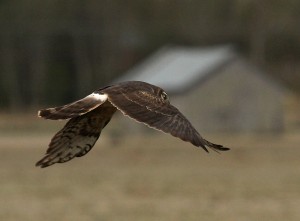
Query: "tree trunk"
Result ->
[[29, 36, 48, 107], [248, 1, 268, 66], [73, 34, 93, 97], [1, 34, 22, 110]]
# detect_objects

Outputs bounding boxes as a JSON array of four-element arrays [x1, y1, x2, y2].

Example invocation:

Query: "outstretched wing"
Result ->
[[38, 92, 108, 120], [36, 104, 117, 168], [104, 85, 229, 152]]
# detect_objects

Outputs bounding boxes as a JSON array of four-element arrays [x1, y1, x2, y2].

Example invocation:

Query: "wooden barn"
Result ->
[[114, 45, 286, 133]]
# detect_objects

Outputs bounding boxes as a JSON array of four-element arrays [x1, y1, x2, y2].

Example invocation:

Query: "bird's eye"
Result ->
[[160, 91, 168, 101]]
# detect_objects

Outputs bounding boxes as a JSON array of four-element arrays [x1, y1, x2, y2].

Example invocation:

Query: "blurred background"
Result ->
[[0, 1, 300, 220]]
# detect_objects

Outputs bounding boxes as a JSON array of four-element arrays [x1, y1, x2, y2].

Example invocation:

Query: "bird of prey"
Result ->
[[36, 81, 229, 168]]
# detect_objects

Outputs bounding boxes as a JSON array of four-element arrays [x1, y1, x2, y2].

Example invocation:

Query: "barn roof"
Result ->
[[115, 45, 237, 93]]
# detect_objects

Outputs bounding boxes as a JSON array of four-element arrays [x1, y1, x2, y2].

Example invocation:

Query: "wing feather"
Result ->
[[106, 90, 228, 152], [36, 104, 117, 168]]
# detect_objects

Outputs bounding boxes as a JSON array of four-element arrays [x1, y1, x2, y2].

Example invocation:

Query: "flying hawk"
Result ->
[[36, 81, 229, 168]]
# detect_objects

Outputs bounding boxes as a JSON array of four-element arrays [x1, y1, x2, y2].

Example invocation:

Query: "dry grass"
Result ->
[[0, 127, 300, 221]]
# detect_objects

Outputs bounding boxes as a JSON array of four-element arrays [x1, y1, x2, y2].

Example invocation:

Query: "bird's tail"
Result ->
[[38, 93, 107, 120]]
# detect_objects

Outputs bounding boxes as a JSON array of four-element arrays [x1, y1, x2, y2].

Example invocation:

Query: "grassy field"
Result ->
[[0, 115, 300, 220]]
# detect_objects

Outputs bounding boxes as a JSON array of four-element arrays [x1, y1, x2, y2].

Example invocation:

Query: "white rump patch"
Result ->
[[37, 110, 42, 117], [88, 93, 108, 102]]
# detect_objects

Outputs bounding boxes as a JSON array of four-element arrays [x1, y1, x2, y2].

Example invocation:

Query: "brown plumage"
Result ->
[[36, 81, 229, 168]]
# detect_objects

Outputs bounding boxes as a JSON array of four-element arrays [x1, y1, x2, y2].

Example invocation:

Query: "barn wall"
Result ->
[[172, 59, 284, 133]]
